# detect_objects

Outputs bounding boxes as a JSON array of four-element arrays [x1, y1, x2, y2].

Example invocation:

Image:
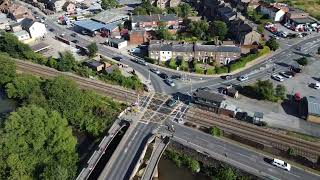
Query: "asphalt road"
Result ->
[[98, 122, 156, 180], [160, 121, 320, 180]]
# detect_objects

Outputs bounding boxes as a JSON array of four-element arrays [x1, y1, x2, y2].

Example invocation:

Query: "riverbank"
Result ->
[[161, 141, 259, 180]]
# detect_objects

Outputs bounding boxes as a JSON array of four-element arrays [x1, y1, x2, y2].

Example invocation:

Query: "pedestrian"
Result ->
[[224, 153, 227, 158]]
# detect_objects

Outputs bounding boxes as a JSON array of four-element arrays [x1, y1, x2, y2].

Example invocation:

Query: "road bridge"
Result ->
[[141, 135, 170, 180]]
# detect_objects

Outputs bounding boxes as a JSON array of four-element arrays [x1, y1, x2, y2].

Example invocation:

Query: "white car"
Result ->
[[279, 71, 293, 78], [272, 74, 284, 82], [237, 76, 248, 82], [271, 158, 291, 171], [165, 79, 175, 87]]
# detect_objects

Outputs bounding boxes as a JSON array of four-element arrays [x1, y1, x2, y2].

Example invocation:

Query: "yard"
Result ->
[[278, 0, 320, 19]]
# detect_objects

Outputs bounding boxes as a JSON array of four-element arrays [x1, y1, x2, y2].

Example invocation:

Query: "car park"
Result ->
[[113, 57, 123, 61], [165, 78, 175, 87], [237, 75, 248, 82], [166, 98, 177, 107], [150, 68, 161, 75], [271, 158, 291, 171], [290, 66, 302, 73], [279, 71, 293, 78], [272, 74, 284, 82]]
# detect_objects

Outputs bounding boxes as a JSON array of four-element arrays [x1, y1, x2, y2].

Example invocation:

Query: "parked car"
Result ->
[[165, 78, 175, 87], [290, 66, 302, 73], [150, 68, 160, 75], [166, 98, 177, 107], [311, 82, 320, 89], [159, 73, 169, 79], [137, 59, 147, 66], [71, 33, 77, 37], [49, 28, 55, 32], [271, 158, 291, 171], [171, 74, 182, 79], [272, 74, 284, 82], [237, 75, 248, 82], [71, 39, 78, 44], [279, 71, 293, 78], [113, 56, 123, 61]]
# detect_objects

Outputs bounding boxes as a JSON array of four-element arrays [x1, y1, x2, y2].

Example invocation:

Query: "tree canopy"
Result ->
[[5, 74, 41, 100], [210, 21, 228, 40], [57, 51, 77, 72], [0, 55, 16, 86], [0, 105, 78, 179], [266, 37, 279, 51], [87, 42, 98, 58], [187, 20, 209, 40], [101, 0, 119, 10]]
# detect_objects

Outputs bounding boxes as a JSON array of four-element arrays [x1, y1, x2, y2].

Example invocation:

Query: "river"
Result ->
[[158, 157, 209, 180], [0, 90, 17, 115]]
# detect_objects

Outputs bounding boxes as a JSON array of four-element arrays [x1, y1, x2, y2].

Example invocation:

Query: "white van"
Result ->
[[272, 158, 291, 171]]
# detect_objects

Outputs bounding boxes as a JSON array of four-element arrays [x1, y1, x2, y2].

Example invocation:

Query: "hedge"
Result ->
[[229, 46, 270, 72]]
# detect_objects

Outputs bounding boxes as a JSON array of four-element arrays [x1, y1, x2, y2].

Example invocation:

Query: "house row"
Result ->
[[148, 40, 241, 65], [258, 2, 318, 30], [131, 14, 180, 31], [150, 0, 181, 9], [199, 0, 261, 46]]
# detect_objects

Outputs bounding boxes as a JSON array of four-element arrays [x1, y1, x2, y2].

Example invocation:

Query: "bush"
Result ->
[[215, 66, 228, 74], [168, 58, 178, 69], [288, 147, 297, 156], [275, 84, 286, 100], [209, 126, 222, 137], [296, 57, 308, 66], [195, 64, 204, 74], [206, 67, 215, 75], [179, 59, 189, 71], [144, 57, 156, 64], [266, 37, 279, 51]]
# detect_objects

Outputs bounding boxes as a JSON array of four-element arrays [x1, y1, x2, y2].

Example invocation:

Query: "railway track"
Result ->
[[16, 60, 139, 103], [184, 107, 320, 161]]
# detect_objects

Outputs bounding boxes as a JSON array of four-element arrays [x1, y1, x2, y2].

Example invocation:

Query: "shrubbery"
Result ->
[[209, 126, 222, 137], [166, 150, 200, 173]]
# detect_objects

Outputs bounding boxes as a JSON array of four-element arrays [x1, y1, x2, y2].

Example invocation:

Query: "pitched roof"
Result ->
[[307, 96, 320, 116], [193, 89, 226, 103], [132, 14, 178, 23], [20, 18, 34, 29]]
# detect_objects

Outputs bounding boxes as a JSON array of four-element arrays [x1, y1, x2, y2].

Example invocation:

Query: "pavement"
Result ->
[[159, 121, 320, 180]]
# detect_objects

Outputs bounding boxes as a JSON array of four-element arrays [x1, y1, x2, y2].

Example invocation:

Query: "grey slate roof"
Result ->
[[307, 96, 320, 116], [85, 60, 103, 68], [193, 89, 226, 103], [20, 18, 34, 30], [149, 42, 240, 53], [132, 14, 178, 23]]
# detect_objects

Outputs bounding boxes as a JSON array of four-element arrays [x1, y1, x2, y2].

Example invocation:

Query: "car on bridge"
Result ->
[[159, 73, 169, 79], [113, 56, 123, 61]]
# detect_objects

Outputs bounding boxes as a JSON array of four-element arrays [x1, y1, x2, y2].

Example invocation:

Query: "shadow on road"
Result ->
[[312, 77, 320, 82]]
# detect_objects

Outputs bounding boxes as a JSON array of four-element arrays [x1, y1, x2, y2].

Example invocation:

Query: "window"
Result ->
[[167, 52, 170, 54], [162, 52, 165, 54]]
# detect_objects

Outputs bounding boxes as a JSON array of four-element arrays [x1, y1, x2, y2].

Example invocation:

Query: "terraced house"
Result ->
[[148, 41, 241, 65], [131, 14, 179, 31]]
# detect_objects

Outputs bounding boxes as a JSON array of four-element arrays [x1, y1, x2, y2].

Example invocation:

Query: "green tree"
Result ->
[[275, 84, 286, 100], [0, 105, 78, 179], [214, 167, 237, 180], [0, 55, 16, 86], [180, 59, 189, 71], [87, 42, 98, 57], [288, 147, 297, 156], [257, 24, 264, 33], [5, 74, 41, 100], [194, 64, 204, 74], [155, 28, 174, 40], [254, 80, 276, 101], [101, 0, 118, 9], [188, 20, 209, 40], [209, 126, 222, 136], [210, 21, 228, 40], [180, 3, 192, 18], [57, 51, 77, 72], [168, 58, 178, 69], [46, 57, 58, 69], [296, 57, 308, 66], [188, 159, 200, 173], [266, 37, 279, 51]]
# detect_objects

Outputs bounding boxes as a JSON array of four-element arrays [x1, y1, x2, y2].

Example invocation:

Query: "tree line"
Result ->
[[0, 55, 124, 179]]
